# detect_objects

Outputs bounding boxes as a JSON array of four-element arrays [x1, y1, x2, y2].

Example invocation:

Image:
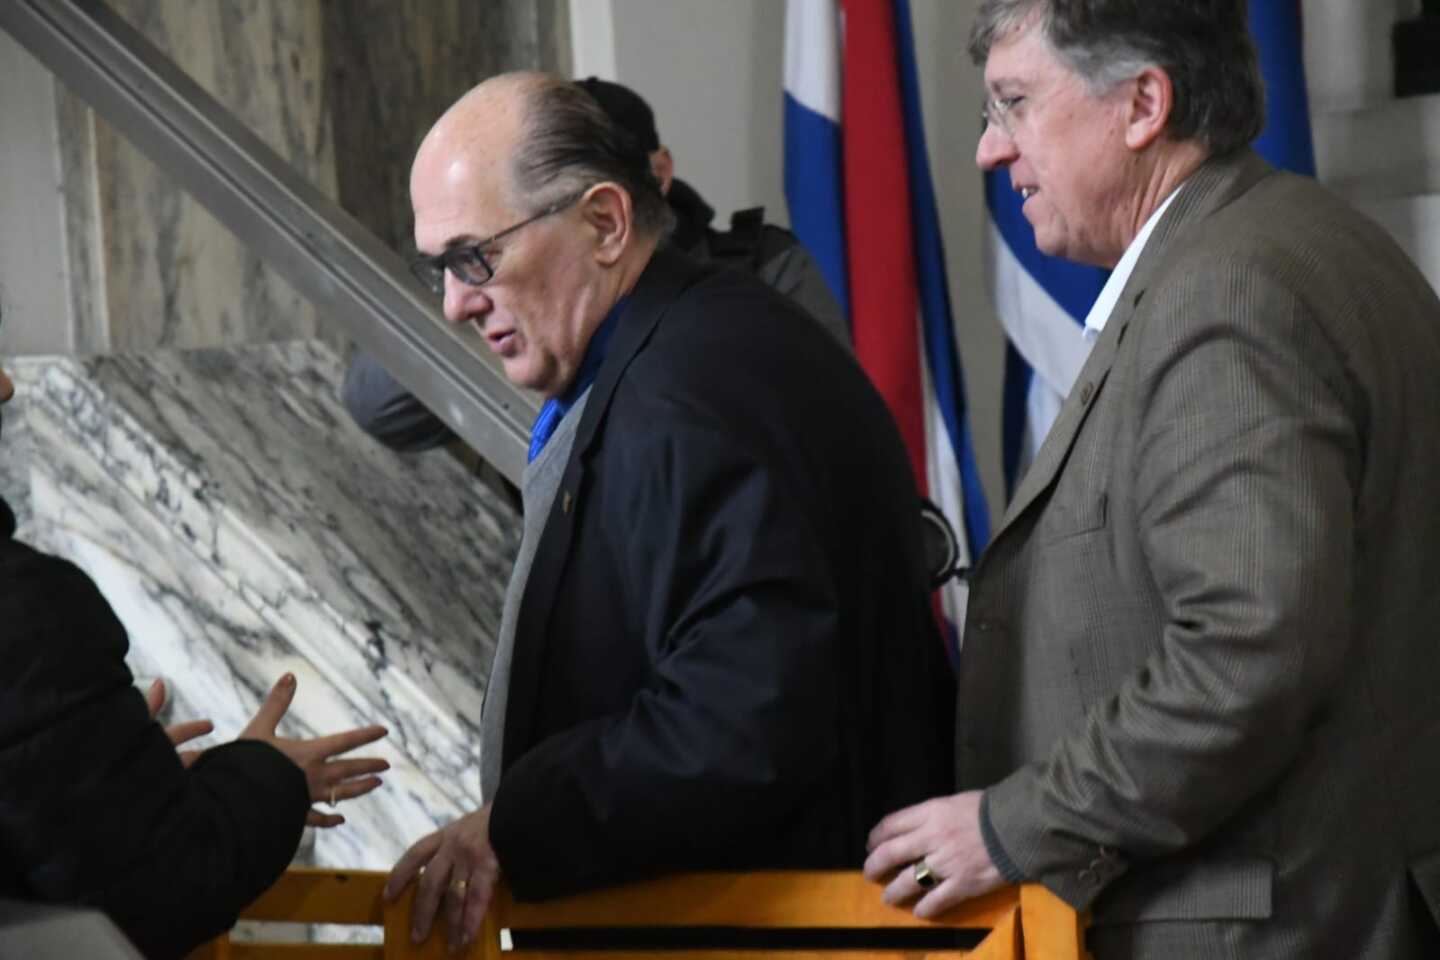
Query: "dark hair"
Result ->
[[968, 0, 1264, 156], [511, 77, 675, 238], [573, 77, 661, 154]]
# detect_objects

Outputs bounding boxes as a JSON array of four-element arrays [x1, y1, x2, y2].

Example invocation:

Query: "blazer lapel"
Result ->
[[988, 149, 1274, 549], [500, 248, 710, 769], [997, 304, 1129, 535]]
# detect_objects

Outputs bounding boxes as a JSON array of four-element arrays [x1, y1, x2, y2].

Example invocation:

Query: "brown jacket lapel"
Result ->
[[988, 150, 1275, 549]]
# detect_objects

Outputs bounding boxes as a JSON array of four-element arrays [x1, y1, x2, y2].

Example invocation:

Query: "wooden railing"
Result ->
[[189, 868, 1088, 959]]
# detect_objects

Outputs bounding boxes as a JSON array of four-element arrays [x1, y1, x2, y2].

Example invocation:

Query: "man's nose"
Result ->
[[442, 272, 492, 326], [975, 123, 1018, 172]]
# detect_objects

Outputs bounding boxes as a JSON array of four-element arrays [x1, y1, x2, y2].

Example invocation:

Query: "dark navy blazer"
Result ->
[[489, 249, 953, 899]]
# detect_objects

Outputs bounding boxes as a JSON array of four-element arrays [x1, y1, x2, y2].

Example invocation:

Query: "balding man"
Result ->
[[382, 73, 952, 952], [863, 2, 1440, 957], [340, 76, 846, 456]]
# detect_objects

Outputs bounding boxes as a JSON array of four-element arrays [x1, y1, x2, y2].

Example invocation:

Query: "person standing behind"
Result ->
[[341, 76, 846, 454], [863, 2, 1440, 957]]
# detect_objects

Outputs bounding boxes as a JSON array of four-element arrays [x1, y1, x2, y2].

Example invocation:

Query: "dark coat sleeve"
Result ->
[[489, 397, 843, 898], [341, 350, 455, 452], [0, 543, 309, 960]]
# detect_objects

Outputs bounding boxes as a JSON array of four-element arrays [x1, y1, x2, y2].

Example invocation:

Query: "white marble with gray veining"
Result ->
[[2, 340, 521, 869]]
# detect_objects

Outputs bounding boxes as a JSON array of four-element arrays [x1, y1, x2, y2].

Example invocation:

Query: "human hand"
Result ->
[[144, 678, 213, 769], [385, 806, 501, 953], [238, 673, 390, 828], [864, 790, 1005, 919]]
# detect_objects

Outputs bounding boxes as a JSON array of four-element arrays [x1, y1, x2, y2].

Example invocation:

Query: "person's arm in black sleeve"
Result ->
[[0, 549, 311, 960], [94, 735, 310, 960], [490, 399, 840, 898], [342, 350, 455, 452]]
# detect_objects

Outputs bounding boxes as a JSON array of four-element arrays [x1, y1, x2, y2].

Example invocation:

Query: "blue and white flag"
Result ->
[[984, 175, 1107, 492], [784, 0, 991, 665]]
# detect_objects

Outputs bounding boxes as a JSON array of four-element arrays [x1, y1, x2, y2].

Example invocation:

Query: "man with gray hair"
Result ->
[[863, 2, 1440, 956], [382, 72, 952, 952]]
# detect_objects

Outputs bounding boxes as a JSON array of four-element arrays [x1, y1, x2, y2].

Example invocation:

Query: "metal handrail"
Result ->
[[0, 0, 536, 484]]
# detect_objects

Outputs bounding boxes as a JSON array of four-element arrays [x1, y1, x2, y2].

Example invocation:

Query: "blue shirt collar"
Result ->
[[528, 297, 627, 463]]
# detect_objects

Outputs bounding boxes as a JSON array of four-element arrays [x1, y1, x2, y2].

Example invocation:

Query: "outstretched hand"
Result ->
[[144, 678, 213, 769], [239, 673, 390, 828], [385, 806, 501, 953]]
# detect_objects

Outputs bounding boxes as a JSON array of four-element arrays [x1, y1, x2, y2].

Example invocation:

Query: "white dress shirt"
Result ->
[[1082, 186, 1185, 343]]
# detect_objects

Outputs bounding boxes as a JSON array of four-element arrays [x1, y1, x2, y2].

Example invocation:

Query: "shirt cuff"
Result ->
[[980, 789, 1027, 884]]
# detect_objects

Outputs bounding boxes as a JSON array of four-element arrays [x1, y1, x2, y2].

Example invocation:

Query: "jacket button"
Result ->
[[1079, 382, 1094, 405]]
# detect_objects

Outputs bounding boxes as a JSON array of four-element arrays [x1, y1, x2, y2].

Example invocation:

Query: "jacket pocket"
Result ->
[[1092, 857, 1274, 924], [1037, 492, 1108, 544]]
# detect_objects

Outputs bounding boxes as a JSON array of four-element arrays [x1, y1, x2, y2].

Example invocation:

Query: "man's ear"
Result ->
[[1124, 65, 1174, 151], [649, 147, 675, 195], [581, 182, 634, 267]]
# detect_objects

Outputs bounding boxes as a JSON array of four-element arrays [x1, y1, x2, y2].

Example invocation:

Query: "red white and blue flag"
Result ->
[[985, 5, 1316, 491], [784, 0, 991, 665]]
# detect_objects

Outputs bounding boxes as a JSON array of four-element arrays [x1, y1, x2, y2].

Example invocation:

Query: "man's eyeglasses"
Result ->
[[980, 94, 1026, 137], [409, 190, 585, 295]]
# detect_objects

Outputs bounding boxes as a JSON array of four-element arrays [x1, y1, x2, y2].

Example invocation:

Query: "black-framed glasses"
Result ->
[[409, 190, 585, 295]]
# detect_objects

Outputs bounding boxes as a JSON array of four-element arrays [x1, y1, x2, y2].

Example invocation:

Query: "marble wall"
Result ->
[[4, 341, 522, 868], [90, 0, 336, 352], [321, 0, 569, 251], [0, 32, 70, 357], [3, 0, 568, 358]]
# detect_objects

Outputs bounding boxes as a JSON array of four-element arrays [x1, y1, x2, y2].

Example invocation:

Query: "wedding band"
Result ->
[[329, 786, 338, 807], [912, 858, 939, 890], [452, 878, 469, 896]]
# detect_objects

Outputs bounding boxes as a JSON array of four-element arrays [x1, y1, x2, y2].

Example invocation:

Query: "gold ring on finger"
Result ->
[[912, 857, 940, 890]]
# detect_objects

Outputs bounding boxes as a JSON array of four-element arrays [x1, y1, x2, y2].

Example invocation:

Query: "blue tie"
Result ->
[[528, 299, 625, 463]]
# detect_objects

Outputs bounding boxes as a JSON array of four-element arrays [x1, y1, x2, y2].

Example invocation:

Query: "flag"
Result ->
[[984, 175, 1107, 492], [784, 0, 991, 665], [1250, 2, 1316, 176]]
